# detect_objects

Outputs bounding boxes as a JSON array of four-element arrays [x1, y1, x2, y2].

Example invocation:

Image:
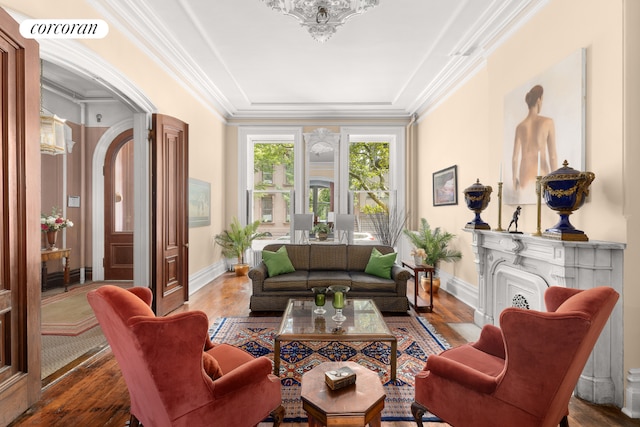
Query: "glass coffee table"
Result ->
[[273, 298, 398, 380]]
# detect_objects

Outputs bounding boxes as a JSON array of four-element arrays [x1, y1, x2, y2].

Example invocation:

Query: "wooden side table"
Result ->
[[301, 361, 385, 427], [401, 261, 434, 313], [41, 248, 71, 292]]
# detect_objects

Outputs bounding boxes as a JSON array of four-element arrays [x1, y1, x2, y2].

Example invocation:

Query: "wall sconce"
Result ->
[[96, 113, 102, 123]]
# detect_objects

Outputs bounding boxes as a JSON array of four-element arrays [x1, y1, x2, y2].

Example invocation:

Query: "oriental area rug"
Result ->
[[209, 315, 448, 423]]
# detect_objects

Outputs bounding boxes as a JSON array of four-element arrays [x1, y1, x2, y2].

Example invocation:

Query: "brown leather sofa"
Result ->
[[249, 244, 411, 313]]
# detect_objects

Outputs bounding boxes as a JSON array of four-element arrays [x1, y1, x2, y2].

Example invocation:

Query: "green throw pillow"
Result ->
[[262, 245, 296, 277], [364, 248, 397, 279]]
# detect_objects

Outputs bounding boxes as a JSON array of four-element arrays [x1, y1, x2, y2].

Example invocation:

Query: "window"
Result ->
[[239, 126, 405, 248], [262, 166, 273, 184], [349, 140, 390, 213], [261, 196, 273, 222], [284, 196, 291, 223], [285, 162, 294, 186], [339, 127, 406, 246], [238, 127, 302, 244]]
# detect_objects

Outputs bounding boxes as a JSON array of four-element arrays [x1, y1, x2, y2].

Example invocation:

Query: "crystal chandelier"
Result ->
[[263, 0, 379, 43]]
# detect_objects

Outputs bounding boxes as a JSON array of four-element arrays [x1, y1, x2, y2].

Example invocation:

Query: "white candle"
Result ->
[[499, 163, 503, 182], [537, 153, 541, 176]]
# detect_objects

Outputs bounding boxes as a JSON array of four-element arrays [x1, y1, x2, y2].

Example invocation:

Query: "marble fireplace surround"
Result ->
[[468, 230, 625, 407]]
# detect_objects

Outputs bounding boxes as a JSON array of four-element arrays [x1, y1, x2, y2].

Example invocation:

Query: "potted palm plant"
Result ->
[[215, 217, 267, 276], [403, 218, 462, 293]]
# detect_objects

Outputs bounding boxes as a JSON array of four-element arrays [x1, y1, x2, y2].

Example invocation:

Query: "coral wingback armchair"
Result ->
[[87, 285, 285, 427], [412, 286, 619, 427]]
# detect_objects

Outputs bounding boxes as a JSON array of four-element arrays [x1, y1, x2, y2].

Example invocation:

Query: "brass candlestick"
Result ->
[[532, 176, 542, 236], [494, 182, 504, 231]]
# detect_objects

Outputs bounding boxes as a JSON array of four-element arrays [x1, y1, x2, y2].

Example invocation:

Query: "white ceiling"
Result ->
[[45, 0, 547, 120]]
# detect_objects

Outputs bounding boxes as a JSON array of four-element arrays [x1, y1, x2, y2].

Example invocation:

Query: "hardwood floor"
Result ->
[[10, 273, 639, 426]]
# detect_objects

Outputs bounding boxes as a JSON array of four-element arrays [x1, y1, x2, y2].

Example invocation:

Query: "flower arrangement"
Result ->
[[410, 248, 426, 260], [41, 207, 74, 232]]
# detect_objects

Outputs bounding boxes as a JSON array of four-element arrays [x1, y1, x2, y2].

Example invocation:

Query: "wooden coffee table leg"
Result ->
[[391, 338, 398, 381], [273, 336, 281, 376], [307, 414, 322, 427], [370, 412, 382, 427]]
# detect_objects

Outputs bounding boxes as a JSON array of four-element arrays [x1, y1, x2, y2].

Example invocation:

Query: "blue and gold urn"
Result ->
[[540, 160, 595, 241], [463, 179, 492, 230]]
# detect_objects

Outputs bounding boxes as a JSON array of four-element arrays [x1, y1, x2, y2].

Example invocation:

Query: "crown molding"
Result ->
[[84, 0, 547, 121], [411, 0, 549, 119], [86, 0, 230, 121]]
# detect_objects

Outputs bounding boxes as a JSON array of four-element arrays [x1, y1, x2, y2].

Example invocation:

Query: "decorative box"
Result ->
[[324, 366, 356, 390]]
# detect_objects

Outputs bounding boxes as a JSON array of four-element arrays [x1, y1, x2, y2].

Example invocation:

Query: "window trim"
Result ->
[[339, 126, 406, 216], [238, 127, 303, 226]]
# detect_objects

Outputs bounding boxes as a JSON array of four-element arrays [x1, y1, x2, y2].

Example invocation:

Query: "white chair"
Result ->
[[293, 214, 313, 244], [335, 214, 355, 244]]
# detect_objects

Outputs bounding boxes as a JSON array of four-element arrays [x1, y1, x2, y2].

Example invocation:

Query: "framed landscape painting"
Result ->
[[433, 165, 458, 206], [189, 178, 211, 227]]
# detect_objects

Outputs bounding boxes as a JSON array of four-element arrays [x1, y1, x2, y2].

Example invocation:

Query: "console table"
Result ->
[[401, 261, 434, 312], [41, 248, 71, 292]]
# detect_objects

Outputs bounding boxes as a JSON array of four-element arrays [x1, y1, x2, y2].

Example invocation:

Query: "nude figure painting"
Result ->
[[503, 49, 585, 205]]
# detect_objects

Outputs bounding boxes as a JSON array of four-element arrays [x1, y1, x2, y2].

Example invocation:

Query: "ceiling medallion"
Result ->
[[263, 0, 379, 43]]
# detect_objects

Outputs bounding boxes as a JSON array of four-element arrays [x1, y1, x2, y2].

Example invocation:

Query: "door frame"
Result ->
[[19, 15, 157, 287], [92, 115, 150, 286]]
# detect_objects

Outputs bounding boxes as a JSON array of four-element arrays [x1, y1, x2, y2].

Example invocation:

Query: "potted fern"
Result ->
[[215, 217, 267, 275], [403, 218, 462, 292], [312, 222, 332, 241]]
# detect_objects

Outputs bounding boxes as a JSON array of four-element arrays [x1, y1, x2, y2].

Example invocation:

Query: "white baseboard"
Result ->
[[439, 271, 478, 310], [188, 261, 227, 296], [623, 368, 640, 418]]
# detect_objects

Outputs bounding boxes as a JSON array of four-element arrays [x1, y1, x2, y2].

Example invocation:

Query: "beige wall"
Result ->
[[415, 0, 639, 398], [623, 0, 640, 398], [5, 0, 227, 277]]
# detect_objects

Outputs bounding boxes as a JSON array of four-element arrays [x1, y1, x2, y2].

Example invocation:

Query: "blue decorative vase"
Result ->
[[463, 179, 492, 230], [540, 160, 595, 241]]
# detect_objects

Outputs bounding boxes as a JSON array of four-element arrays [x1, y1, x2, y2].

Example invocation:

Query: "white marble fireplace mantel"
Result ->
[[467, 229, 625, 407]]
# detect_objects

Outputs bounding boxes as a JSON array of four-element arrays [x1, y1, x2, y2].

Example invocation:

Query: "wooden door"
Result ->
[[104, 129, 134, 280], [151, 114, 189, 316], [0, 8, 42, 425]]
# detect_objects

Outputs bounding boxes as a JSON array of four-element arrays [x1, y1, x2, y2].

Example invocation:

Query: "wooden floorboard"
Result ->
[[10, 272, 640, 426]]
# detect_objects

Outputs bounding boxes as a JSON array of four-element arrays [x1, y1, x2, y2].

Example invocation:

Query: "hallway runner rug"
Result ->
[[42, 282, 132, 336], [209, 315, 448, 423]]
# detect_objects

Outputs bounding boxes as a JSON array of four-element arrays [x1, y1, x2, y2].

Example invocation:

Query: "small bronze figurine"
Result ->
[[508, 206, 522, 233]]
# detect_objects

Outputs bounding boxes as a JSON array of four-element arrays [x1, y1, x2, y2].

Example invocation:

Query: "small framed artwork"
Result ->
[[433, 165, 458, 206], [188, 178, 211, 227]]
